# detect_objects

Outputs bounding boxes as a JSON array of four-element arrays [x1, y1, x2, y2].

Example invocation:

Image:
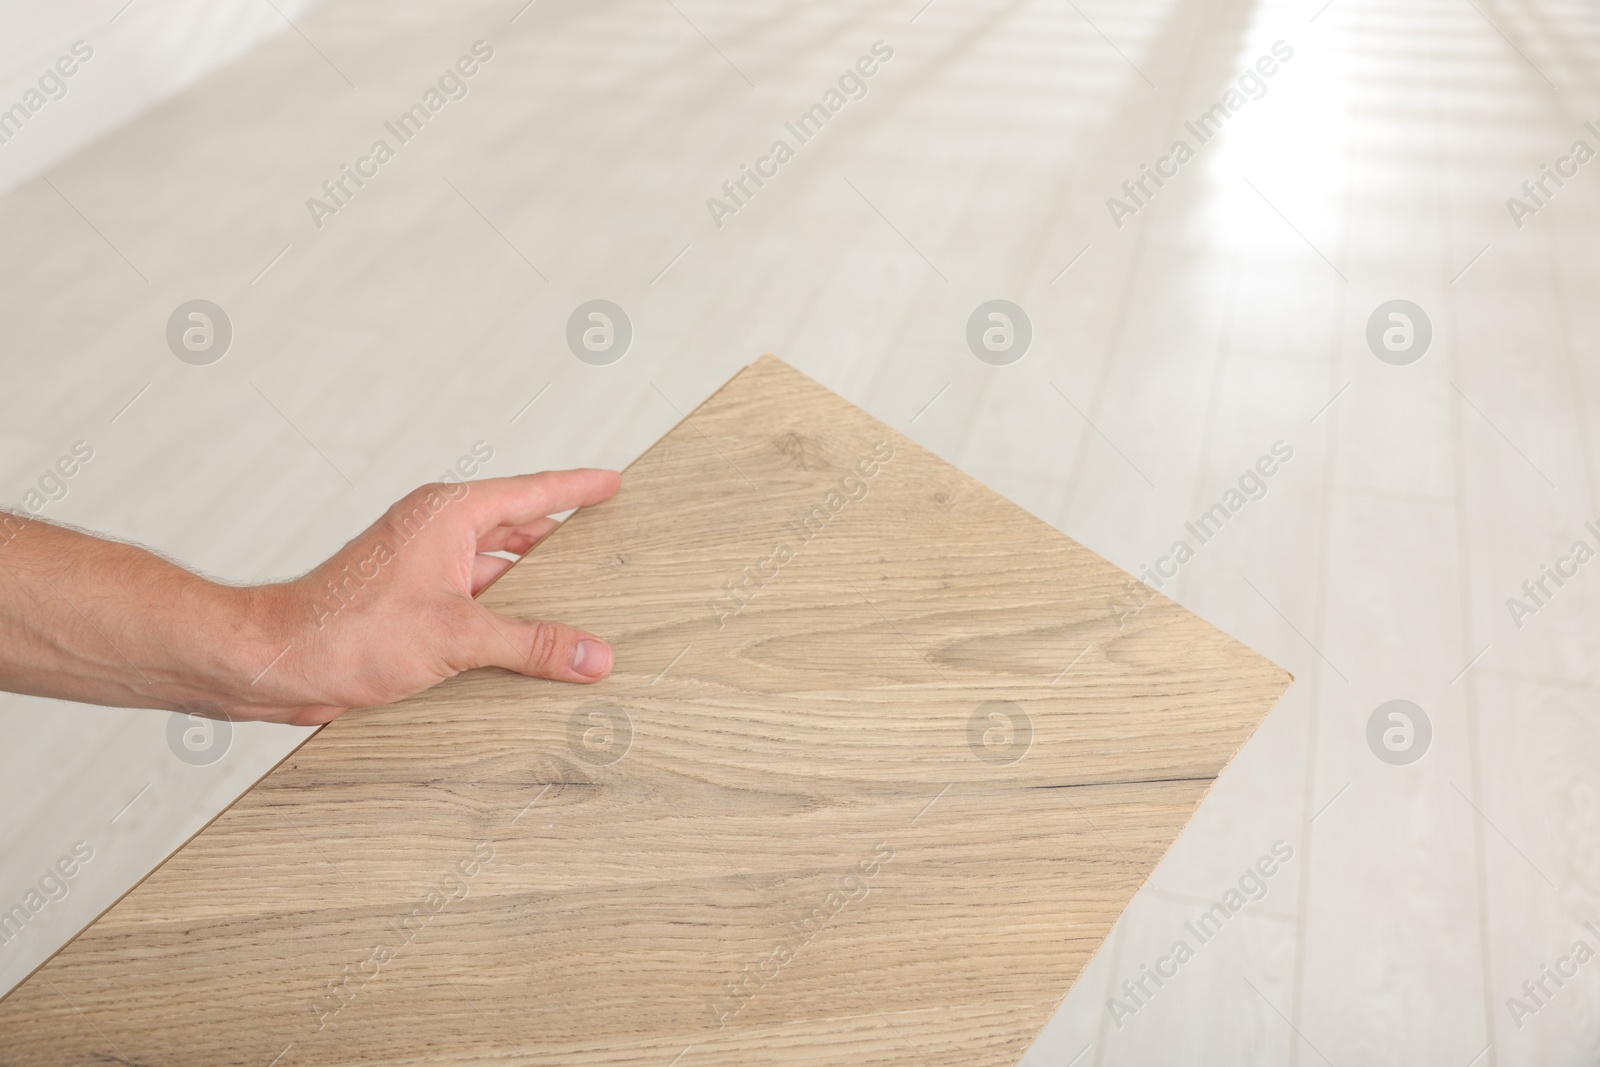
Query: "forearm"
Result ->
[[0, 513, 280, 715]]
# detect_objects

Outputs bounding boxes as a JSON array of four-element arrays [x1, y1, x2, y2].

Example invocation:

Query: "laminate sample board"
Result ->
[[0, 356, 1292, 1066]]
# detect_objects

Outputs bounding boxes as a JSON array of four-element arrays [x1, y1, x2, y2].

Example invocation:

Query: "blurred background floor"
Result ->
[[2, 0, 1599, 1064]]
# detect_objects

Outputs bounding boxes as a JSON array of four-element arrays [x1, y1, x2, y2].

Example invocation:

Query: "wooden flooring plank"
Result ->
[[0, 355, 1290, 1064]]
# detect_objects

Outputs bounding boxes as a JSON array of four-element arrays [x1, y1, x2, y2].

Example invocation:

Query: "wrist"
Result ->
[[213, 580, 309, 713]]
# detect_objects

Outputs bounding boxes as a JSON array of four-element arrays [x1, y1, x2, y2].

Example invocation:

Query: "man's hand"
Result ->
[[0, 470, 621, 726]]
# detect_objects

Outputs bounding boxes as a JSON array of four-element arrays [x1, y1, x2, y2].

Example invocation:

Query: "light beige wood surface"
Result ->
[[0, 355, 1290, 1065]]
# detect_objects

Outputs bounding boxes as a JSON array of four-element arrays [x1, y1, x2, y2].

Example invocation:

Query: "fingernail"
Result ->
[[572, 639, 611, 678]]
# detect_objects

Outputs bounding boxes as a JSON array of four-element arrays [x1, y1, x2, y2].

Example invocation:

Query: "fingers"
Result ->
[[461, 470, 620, 536], [458, 602, 613, 683], [472, 514, 568, 594], [471, 553, 515, 594], [476, 515, 560, 556]]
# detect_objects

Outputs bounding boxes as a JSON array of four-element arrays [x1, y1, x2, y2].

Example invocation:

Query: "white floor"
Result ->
[[2, 0, 1598, 1063]]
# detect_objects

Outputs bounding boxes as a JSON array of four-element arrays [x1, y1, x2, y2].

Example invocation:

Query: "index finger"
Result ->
[[459, 470, 621, 533]]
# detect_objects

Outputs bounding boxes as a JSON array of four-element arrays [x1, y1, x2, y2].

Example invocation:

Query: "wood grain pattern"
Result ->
[[0, 355, 1290, 1065]]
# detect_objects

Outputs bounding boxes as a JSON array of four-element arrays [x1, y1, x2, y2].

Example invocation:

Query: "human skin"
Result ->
[[0, 469, 620, 726]]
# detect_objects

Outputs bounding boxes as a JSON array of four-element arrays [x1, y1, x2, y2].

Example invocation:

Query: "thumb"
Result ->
[[457, 604, 614, 683]]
